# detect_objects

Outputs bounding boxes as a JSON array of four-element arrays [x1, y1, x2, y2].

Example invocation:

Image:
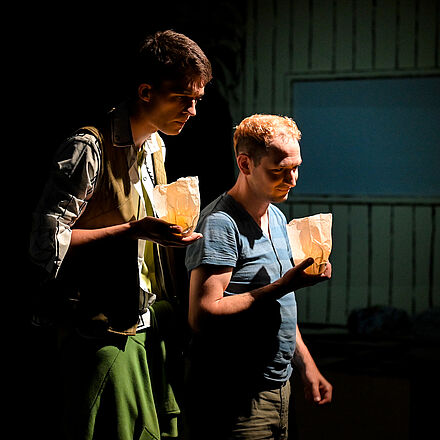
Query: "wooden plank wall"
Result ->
[[229, 0, 440, 325], [232, 0, 440, 122], [279, 199, 440, 325]]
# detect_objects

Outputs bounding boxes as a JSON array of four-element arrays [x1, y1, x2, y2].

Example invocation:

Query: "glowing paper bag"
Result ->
[[152, 176, 201, 236], [286, 213, 333, 275]]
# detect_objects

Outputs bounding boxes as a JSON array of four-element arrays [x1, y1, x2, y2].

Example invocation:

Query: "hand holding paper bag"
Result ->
[[287, 213, 333, 275], [152, 176, 201, 236]]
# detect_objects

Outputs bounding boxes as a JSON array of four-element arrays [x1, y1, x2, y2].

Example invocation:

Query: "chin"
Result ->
[[271, 196, 288, 204], [161, 125, 186, 136], [272, 191, 290, 203]]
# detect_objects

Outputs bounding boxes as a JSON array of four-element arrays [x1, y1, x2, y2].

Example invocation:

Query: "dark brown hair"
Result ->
[[133, 30, 212, 90]]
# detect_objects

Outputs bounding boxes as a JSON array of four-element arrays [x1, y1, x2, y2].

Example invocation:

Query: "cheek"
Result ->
[[261, 171, 277, 183]]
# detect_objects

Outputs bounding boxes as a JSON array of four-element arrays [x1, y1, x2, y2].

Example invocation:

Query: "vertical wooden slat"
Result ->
[[345, 203, 353, 319], [310, 0, 334, 71], [354, 0, 374, 70], [367, 204, 373, 306], [292, 0, 311, 72], [397, 0, 417, 69], [428, 206, 437, 308], [417, 0, 437, 68], [347, 205, 369, 311], [437, 0, 440, 68], [375, 0, 397, 69], [274, 0, 292, 114], [244, 0, 256, 117], [414, 206, 432, 313], [432, 206, 440, 307], [371, 205, 392, 306], [335, 0, 354, 72], [330, 204, 350, 324], [391, 206, 413, 312], [255, 0, 274, 113]]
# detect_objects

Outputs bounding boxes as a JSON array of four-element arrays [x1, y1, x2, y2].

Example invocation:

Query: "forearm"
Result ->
[[70, 222, 133, 248], [189, 267, 288, 331], [189, 258, 326, 331], [293, 325, 317, 374], [293, 325, 333, 404], [207, 281, 284, 315], [70, 215, 201, 253]]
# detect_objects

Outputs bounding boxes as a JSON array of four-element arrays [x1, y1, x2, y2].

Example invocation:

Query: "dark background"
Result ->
[[12, 2, 440, 439], [24, 2, 241, 216]]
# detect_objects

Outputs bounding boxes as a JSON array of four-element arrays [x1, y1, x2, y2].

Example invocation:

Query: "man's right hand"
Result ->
[[277, 258, 332, 293], [130, 216, 203, 247]]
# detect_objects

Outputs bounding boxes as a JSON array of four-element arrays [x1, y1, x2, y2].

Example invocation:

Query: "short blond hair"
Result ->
[[233, 114, 301, 164]]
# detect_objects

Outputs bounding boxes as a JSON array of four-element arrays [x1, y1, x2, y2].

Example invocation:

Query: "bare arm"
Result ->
[[70, 216, 202, 249], [293, 325, 333, 404], [188, 258, 331, 331]]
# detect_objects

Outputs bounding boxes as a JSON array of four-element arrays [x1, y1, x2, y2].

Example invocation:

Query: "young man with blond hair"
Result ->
[[184, 114, 333, 440]]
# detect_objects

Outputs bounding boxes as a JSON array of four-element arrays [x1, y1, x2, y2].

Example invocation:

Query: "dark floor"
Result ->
[[289, 329, 440, 440], [21, 323, 439, 439]]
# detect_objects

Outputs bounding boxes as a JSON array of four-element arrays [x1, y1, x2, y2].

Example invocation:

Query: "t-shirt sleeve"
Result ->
[[185, 211, 239, 272]]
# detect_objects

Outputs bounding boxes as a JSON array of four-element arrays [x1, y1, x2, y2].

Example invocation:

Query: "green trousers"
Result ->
[[60, 307, 180, 440]]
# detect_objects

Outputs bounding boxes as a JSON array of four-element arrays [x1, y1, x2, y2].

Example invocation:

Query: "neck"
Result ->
[[228, 175, 269, 227], [129, 100, 157, 149]]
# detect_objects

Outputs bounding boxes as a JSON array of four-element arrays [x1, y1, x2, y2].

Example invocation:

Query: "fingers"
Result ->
[[180, 232, 203, 244], [145, 219, 202, 247], [310, 381, 333, 405], [304, 375, 333, 405], [162, 230, 203, 247], [295, 257, 314, 271], [317, 381, 333, 405], [311, 382, 322, 404], [321, 261, 332, 278]]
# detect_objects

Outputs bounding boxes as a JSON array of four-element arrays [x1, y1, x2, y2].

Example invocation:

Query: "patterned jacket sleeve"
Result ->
[[29, 132, 101, 279]]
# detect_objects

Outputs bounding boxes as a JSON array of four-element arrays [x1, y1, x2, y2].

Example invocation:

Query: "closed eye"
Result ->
[[273, 166, 299, 173]]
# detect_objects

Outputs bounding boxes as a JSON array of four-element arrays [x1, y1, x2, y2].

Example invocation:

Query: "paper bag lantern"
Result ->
[[152, 176, 201, 236], [286, 213, 333, 275]]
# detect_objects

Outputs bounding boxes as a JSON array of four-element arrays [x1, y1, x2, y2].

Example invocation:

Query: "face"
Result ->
[[142, 79, 205, 135], [247, 135, 302, 203]]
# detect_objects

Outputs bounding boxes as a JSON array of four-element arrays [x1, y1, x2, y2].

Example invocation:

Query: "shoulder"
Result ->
[[269, 204, 288, 224], [198, 194, 238, 228], [54, 130, 101, 178], [269, 204, 290, 238], [186, 195, 240, 271], [269, 204, 290, 242], [197, 199, 238, 239]]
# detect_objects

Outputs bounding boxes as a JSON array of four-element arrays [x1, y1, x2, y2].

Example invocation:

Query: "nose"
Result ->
[[186, 99, 197, 117], [284, 169, 297, 187]]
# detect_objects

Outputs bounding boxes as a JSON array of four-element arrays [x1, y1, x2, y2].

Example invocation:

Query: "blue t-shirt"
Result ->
[[185, 193, 297, 387]]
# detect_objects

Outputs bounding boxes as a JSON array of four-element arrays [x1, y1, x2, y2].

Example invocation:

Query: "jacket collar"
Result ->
[[109, 101, 135, 148]]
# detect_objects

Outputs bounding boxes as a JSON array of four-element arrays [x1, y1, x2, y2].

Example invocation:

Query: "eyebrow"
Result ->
[[277, 159, 302, 167], [171, 90, 205, 98]]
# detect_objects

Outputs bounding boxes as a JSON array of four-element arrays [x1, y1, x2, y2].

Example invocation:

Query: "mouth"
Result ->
[[174, 118, 189, 126]]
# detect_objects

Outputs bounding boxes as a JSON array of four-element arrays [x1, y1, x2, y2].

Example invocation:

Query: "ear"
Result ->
[[138, 83, 152, 102], [236, 153, 252, 175]]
